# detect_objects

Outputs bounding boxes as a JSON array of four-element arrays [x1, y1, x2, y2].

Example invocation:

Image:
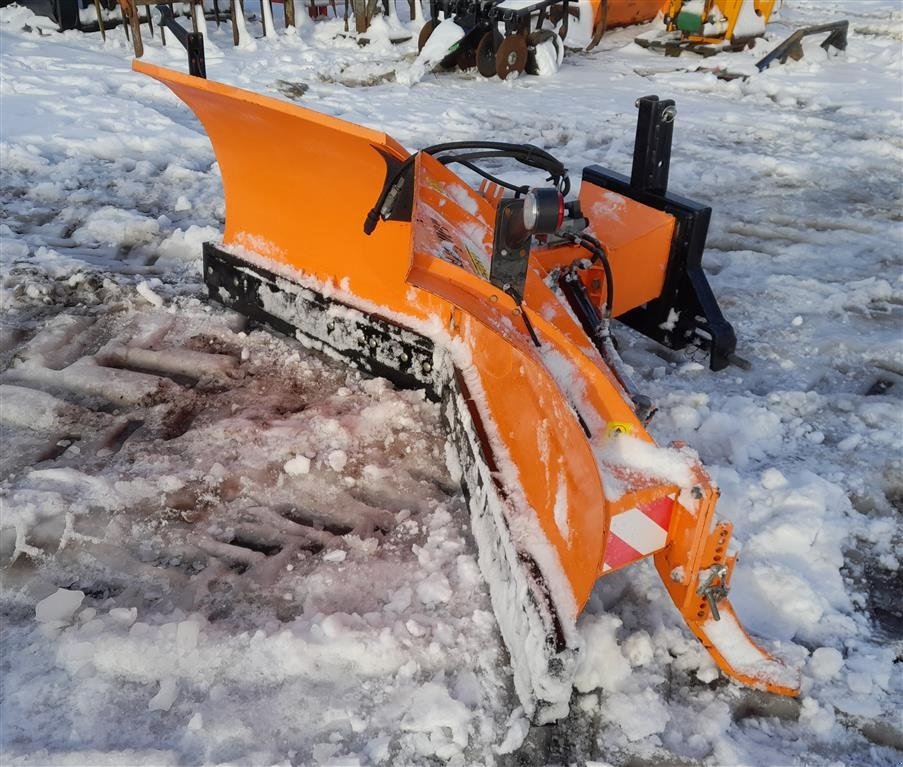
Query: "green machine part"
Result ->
[[675, 1, 706, 34]]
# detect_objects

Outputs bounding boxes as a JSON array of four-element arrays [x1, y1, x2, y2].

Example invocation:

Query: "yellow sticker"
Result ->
[[606, 422, 633, 437]]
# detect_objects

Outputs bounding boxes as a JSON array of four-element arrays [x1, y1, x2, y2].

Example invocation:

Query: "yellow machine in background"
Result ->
[[663, 0, 775, 45], [639, 0, 848, 67], [638, 0, 776, 54]]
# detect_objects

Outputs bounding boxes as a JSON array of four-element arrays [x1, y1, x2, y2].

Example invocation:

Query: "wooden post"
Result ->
[[93, 0, 107, 40], [118, 0, 144, 55], [352, 0, 367, 32], [284, 0, 295, 28], [230, 0, 240, 45], [367, 0, 379, 28], [145, 1, 154, 37]]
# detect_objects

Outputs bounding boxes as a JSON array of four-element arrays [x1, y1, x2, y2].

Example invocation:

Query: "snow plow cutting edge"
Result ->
[[134, 59, 800, 721]]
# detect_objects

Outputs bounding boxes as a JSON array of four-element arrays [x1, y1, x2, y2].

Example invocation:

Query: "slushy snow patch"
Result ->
[[400, 682, 472, 757], [601, 689, 670, 742]]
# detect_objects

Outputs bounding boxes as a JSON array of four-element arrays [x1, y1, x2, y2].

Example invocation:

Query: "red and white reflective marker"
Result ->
[[602, 496, 674, 572]]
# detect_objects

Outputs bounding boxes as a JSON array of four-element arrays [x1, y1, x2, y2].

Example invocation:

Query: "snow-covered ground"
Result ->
[[1, 0, 901, 764]]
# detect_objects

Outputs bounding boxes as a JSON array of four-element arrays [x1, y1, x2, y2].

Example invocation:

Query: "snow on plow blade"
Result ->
[[135, 61, 799, 719]]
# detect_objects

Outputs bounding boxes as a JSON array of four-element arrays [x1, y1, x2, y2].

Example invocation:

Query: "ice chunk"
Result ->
[[622, 631, 654, 667], [405, 619, 425, 637], [284, 454, 312, 475], [575, 614, 630, 693], [136, 281, 165, 308], [0, 385, 72, 431], [601, 689, 670, 742], [148, 678, 179, 712], [108, 607, 138, 628], [494, 707, 529, 755], [799, 697, 836, 737], [400, 682, 471, 751], [416, 572, 452, 605], [327, 450, 347, 473], [35, 588, 84, 623], [760, 468, 788, 490], [387, 586, 412, 612], [186, 713, 203, 731], [364, 735, 390, 763], [72, 206, 160, 247], [177, 620, 200, 655]]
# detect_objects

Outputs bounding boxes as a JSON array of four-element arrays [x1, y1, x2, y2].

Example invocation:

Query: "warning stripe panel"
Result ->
[[640, 495, 673, 529], [602, 496, 675, 573]]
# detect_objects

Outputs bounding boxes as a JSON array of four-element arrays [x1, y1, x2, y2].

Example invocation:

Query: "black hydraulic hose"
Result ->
[[364, 140, 569, 234], [562, 233, 614, 318], [450, 160, 530, 196], [364, 153, 417, 234], [558, 246, 655, 424], [422, 141, 567, 183]]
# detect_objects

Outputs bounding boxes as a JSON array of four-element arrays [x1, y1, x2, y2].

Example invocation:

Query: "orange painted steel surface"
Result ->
[[138, 61, 412, 304], [655, 469, 800, 696], [533, 182, 675, 317], [136, 59, 618, 611], [135, 60, 799, 698], [599, 0, 664, 28], [408, 153, 642, 606]]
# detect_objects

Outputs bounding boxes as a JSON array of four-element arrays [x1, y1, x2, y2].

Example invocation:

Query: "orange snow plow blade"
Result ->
[[573, 0, 663, 51], [601, 0, 664, 27], [135, 60, 799, 719]]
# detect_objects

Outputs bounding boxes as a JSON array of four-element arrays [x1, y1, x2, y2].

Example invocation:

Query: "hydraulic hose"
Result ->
[[364, 141, 570, 234], [559, 236, 655, 424]]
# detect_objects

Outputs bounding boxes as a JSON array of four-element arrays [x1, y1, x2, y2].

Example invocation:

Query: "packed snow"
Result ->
[[1, 0, 901, 765]]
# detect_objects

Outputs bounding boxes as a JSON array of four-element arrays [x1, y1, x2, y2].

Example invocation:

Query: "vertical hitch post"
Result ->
[[630, 95, 676, 196], [582, 94, 740, 371]]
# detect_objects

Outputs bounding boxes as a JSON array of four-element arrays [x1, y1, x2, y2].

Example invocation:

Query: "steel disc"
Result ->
[[417, 20, 437, 52], [455, 36, 478, 70], [548, 4, 578, 40], [476, 31, 498, 77], [496, 34, 528, 80], [526, 29, 563, 75]]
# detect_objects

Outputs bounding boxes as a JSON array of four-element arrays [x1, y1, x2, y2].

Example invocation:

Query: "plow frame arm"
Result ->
[[654, 468, 800, 696]]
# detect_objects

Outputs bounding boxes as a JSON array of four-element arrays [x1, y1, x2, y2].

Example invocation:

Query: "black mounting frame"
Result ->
[[586, 95, 737, 371], [489, 198, 531, 302]]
